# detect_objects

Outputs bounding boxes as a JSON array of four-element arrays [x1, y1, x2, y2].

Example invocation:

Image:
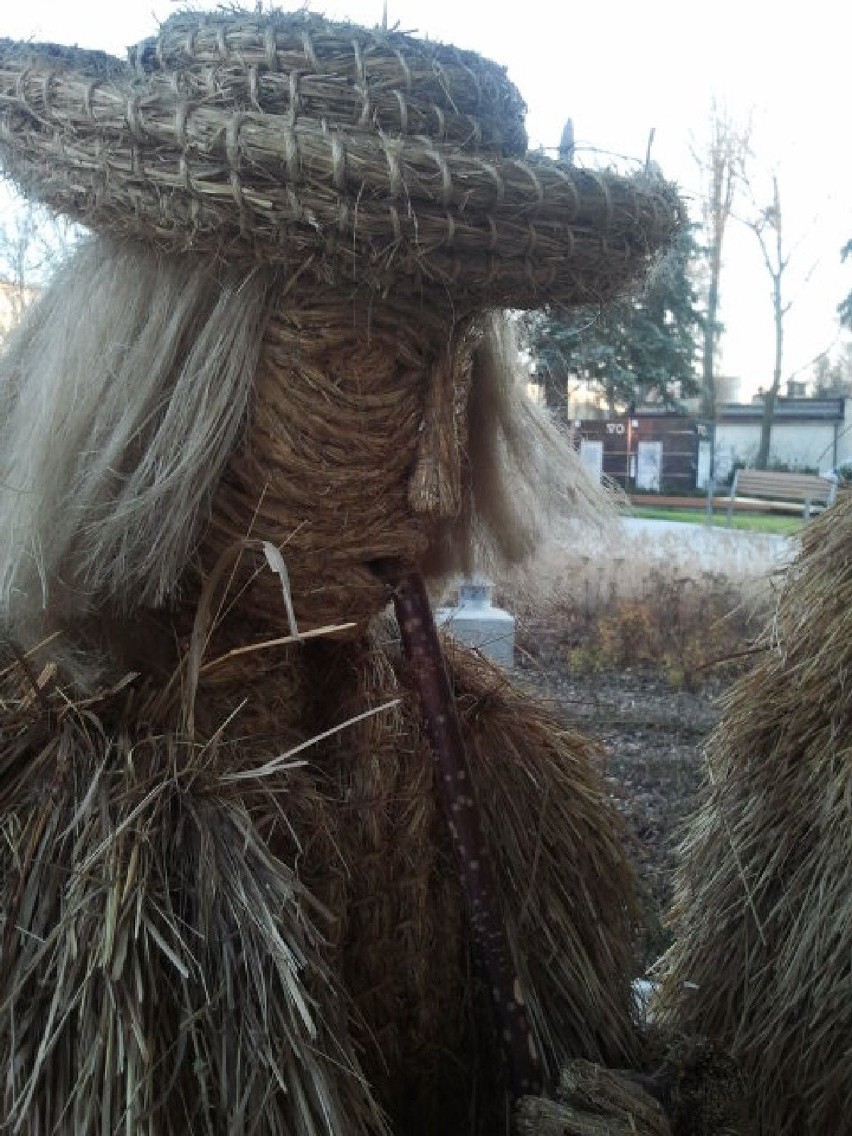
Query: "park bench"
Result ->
[[724, 469, 838, 524]]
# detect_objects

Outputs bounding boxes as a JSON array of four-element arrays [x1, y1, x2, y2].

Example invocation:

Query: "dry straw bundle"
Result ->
[[0, 639, 385, 1135], [517, 1061, 672, 1136], [0, 10, 680, 309], [657, 493, 852, 1135]]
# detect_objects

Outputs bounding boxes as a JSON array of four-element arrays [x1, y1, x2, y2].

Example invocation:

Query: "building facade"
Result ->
[[568, 398, 852, 492]]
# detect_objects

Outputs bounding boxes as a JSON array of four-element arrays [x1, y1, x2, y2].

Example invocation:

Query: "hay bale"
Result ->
[[0, 11, 681, 310], [656, 494, 852, 1134]]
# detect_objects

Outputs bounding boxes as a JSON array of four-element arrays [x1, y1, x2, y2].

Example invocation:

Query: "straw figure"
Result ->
[[0, 10, 683, 1134], [657, 493, 852, 1135]]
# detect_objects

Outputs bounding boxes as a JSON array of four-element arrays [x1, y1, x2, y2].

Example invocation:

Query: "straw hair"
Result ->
[[656, 494, 852, 1134], [0, 231, 607, 675], [0, 12, 681, 310], [0, 236, 275, 642], [448, 310, 607, 569]]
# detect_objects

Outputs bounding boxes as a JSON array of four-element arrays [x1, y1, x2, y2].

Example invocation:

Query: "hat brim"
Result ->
[[0, 23, 682, 310]]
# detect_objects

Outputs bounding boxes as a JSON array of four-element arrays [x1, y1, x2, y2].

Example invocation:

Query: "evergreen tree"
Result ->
[[527, 225, 701, 419], [811, 347, 852, 397]]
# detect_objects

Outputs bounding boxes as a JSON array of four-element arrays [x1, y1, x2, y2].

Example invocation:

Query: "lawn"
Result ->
[[629, 505, 802, 534]]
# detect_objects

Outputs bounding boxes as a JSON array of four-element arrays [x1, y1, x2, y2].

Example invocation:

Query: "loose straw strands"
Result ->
[[516, 1061, 672, 1136], [0, 592, 643, 1133], [446, 640, 641, 1074], [222, 698, 401, 783], [657, 493, 852, 1135], [0, 647, 388, 1135]]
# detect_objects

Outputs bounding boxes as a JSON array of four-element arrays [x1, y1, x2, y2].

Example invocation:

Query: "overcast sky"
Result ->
[[3, 0, 851, 397]]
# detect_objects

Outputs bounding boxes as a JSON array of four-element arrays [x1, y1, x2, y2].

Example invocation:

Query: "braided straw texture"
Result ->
[[131, 10, 529, 156], [196, 287, 479, 631], [0, 16, 681, 309]]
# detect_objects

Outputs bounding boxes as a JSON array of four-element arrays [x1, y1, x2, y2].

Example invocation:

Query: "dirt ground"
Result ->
[[514, 632, 729, 971]]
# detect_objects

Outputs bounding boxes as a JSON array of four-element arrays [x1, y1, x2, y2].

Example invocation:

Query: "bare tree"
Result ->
[[0, 199, 78, 342], [693, 101, 750, 422], [747, 174, 790, 469]]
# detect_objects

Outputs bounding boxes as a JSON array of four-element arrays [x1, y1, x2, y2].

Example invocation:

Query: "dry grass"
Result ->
[[496, 519, 784, 688], [516, 1060, 672, 1135], [655, 493, 852, 1134], [447, 641, 641, 1074]]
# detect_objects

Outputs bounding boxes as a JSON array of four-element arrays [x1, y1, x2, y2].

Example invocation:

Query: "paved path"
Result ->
[[618, 517, 794, 577]]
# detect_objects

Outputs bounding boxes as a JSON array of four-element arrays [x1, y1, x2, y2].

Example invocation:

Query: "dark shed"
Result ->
[[568, 413, 712, 493]]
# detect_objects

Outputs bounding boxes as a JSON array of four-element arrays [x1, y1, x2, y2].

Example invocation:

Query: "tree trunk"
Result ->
[[695, 103, 750, 468], [701, 256, 721, 421], [755, 281, 783, 468], [755, 177, 785, 470]]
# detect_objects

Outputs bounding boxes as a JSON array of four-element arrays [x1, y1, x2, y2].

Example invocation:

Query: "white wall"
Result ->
[[839, 400, 852, 466], [715, 413, 849, 476]]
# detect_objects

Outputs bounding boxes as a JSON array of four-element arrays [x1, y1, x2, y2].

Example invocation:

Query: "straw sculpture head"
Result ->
[[0, 8, 683, 1135], [656, 493, 852, 1135], [0, 6, 682, 657]]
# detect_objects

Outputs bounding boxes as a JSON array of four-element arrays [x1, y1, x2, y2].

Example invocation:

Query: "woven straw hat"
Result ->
[[0, 9, 681, 311]]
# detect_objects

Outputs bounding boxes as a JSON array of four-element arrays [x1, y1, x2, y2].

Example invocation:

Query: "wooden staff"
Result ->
[[389, 566, 543, 1101]]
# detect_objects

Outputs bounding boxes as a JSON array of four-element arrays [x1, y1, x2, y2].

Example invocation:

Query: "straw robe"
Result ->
[[657, 496, 852, 1136], [0, 622, 640, 1135]]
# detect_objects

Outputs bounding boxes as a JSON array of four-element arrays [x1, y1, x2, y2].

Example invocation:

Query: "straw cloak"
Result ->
[[0, 10, 683, 1134]]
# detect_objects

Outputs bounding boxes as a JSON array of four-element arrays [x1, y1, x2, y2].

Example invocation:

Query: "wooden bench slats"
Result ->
[[733, 471, 835, 502], [720, 469, 838, 523]]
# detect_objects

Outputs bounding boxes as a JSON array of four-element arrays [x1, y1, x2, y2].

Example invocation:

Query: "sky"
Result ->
[[3, 0, 852, 398]]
